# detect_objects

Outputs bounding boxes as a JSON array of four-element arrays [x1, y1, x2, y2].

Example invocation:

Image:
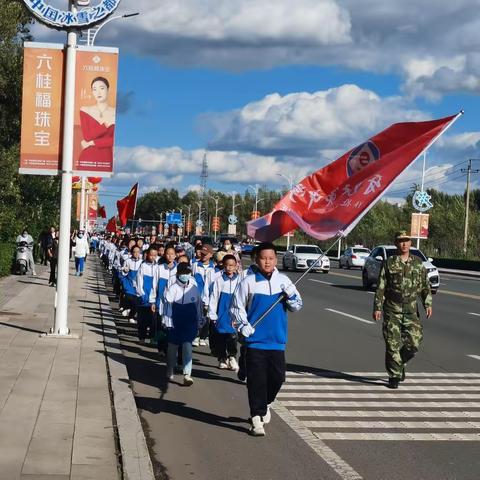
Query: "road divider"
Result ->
[[325, 308, 375, 325]]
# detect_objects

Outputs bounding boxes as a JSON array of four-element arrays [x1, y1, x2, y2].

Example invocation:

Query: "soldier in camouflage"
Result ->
[[373, 230, 433, 389]]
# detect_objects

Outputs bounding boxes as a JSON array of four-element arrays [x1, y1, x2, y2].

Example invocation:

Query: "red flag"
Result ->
[[106, 216, 117, 233], [248, 113, 462, 241], [98, 205, 107, 218], [116, 183, 138, 226]]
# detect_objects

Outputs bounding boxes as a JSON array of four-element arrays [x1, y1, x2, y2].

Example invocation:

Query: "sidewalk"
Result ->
[[0, 260, 120, 479]]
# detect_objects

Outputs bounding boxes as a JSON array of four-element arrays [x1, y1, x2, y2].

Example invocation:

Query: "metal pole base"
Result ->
[[40, 329, 79, 339]]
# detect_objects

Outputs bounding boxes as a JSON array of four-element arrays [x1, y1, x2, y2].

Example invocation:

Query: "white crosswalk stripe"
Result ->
[[273, 371, 480, 442]]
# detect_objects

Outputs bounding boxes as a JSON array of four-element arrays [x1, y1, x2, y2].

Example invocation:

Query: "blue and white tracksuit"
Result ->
[[162, 280, 204, 377], [156, 262, 177, 313], [135, 261, 158, 340], [230, 268, 303, 418], [192, 259, 216, 339]]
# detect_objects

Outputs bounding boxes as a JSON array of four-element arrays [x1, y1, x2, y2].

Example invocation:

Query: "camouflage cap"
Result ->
[[395, 230, 411, 241]]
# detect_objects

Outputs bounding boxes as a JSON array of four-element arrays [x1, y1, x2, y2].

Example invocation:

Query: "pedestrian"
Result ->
[[218, 238, 242, 272], [135, 246, 159, 343], [73, 230, 89, 276], [120, 245, 143, 323], [208, 254, 240, 371], [191, 244, 215, 347], [38, 226, 50, 265], [16, 228, 36, 276], [47, 232, 59, 286], [373, 230, 432, 389], [230, 242, 302, 436], [162, 263, 204, 386]]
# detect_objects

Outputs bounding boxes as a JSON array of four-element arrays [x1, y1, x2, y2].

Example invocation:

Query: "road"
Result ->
[[107, 261, 480, 480]]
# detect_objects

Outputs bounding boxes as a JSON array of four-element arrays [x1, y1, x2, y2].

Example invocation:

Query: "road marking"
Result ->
[[325, 308, 374, 325], [291, 410, 480, 419], [329, 272, 360, 280], [277, 371, 480, 442], [438, 289, 480, 301], [468, 312, 480, 317], [309, 278, 333, 286], [313, 433, 480, 441], [467, 355, 480, 361], [271, 403, 363, 480]]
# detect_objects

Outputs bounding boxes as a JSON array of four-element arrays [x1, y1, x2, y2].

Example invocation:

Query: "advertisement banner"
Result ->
[[19, 42, 64, 175], [73, 46, 119, 177], [411, 213, 429, 239], [227, 224, 237, 236], [87, 192, 98, 220]]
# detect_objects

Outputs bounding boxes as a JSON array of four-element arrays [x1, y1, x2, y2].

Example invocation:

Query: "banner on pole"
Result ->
[[411, 213, 429, 239], [73, 46, 118, 177], [87, 192, 98, 220], [228, 224, 237, 235], [19, 42, 65, 175], [212, 216, 221, 232]]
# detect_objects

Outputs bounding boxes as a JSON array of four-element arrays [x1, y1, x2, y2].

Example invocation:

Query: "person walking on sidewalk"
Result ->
[[162, 263, 204, 386], [47, 231, 59, 286], [230, 242, 303, 437], [73, 230, 89, 276], [373, 230, 433, 390]]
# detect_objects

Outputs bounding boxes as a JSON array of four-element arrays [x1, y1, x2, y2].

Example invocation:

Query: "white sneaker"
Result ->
[[249, 416, 265, 436], [144, 338, 151, 344], [228, 357, 239, 371], [118, 307, 124, 313], [121, 309, 130, 317], [263, 404, 272, 424], [167, 371, 174, 381], [192, 337, 200, 347], [128, 318, 137, 324], [32, 272, 37, 276], [199, 339, 207, 346], [183, 375, 194, 386], [218, 360, 229, 369]]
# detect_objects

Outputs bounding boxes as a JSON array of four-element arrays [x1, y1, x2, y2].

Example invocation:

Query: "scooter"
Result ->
[[15, 241, 31, 275]]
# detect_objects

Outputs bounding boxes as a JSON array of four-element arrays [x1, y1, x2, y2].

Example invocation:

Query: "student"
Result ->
[[73, 230, 89, 276], [135, 246, 159, 343], [208, 254, 240, 370], [230, 242, 303, 437], [121, 245, 143, 324], [191, 244, 215, 347], [162, 263, 204, 386]]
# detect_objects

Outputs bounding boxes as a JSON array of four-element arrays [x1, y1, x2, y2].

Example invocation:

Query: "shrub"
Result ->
[[0, 242, 15, 277]]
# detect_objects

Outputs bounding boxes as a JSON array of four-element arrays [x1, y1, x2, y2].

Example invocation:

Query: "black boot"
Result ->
[[388, 377, 399, 389], [400, 346, 416, 364], [400, 367, 406, 382]]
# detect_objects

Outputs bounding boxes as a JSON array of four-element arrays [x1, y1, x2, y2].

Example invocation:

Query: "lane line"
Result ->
[[468, 312, 480, 317], [467, 355, 480, 361], [325, 308, 374, 325], [271, 403, 363, 480], [285, 378, 480, 384], [278, 392, 480, 399], [313, 432, 480, 441], [328, 272, 361, 280], [280, 401, 480, 408], [286, 372, 480, 377], [309, 278, 333, 286], [281, 384, 480, 391], [303, 420, 480, 429], [437, 289, 480, 301], [291, 410, 480, 419]]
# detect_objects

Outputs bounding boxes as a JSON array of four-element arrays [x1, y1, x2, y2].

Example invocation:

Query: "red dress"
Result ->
[[79, 110, 115, 170]]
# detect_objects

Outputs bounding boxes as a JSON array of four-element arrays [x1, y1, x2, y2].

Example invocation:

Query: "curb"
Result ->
[[95, 265, 156, 480], [438, 269, 480, 279]]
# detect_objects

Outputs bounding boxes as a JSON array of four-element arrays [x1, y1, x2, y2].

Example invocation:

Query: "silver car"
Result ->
[[339, 246, 371, 269], [362, 245, 440, 293], [282, 244, 330, 273]]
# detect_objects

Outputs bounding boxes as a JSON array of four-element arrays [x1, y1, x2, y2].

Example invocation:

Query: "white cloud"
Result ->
[[203, 84, 426, 156]]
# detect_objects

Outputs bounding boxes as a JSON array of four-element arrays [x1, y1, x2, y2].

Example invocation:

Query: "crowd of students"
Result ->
[[97, 233, 303, 437]]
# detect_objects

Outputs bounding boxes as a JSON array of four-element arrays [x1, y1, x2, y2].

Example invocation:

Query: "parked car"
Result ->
[[362, 245, 440, 293], [282, 244, 330, 273], [241, 242, 260, 255], [339, 246, 371, 269], [190, 235, 214, 246]]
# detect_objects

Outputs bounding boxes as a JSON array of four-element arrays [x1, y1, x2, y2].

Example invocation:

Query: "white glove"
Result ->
[[240, 323, 255, 338], [282, 283, 296, 298]]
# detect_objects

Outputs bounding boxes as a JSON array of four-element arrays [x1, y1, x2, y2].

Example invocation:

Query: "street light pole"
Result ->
[[52, 0, 77, 335], [209, 195, 223, 242], [79, 176, 86, 231], [277, 174, 297, 250]]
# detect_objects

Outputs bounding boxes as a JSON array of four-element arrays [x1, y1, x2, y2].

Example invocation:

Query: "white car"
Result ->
[[282, 244, 330, 273], [339, 246, 371, 269], [362, 245, 440, 293]]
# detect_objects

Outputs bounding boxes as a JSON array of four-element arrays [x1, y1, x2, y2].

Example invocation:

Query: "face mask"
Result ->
[[225, 244, 232, 250], [78, 234, 83, 239], [22, 233, 27, 237], [178, 274, 190, 284]]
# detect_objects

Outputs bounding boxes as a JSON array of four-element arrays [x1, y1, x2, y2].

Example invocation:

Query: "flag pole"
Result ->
[[131, 182, 139, 234], [251, 235, 343, 329]]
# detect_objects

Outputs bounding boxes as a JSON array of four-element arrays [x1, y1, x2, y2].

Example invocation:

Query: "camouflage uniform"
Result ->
[[374, 255, 432, 379]]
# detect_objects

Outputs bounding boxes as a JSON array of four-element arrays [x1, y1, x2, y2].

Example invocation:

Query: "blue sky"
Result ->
[[33, 0, 480, 217]]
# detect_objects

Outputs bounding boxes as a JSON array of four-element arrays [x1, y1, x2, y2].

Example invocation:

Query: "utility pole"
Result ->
[[462, 159, 480, 254]]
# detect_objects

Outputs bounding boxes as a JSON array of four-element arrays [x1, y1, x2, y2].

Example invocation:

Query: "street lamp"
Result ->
[[248, 184, 263, 218], [277, 173, 297, 250], [209, 194, 223, 242]]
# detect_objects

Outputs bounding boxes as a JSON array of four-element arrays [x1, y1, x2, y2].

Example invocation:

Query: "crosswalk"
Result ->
[[274, 371, 480, 441]]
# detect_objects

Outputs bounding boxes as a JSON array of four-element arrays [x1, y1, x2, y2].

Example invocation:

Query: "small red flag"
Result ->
[[248, 113, 462, 241], [98, 205, 107, 218], [106, 216, 117, 233], [116, 183, 138, 226]]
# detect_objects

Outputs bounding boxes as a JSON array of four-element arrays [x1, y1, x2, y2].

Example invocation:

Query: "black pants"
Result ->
[[49, 258, 57, 285], [216, 333, 238, 360], [137, 306, 155, 340], [246, 348, 285, 418], [199, 318, 209, 340]]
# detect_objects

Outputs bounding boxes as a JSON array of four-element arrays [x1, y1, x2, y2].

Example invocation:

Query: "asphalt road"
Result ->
[[108, 261, 480, 480]]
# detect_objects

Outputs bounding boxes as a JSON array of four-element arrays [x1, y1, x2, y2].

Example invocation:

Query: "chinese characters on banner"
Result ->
[[411, 213, 429, 239], [20, 43, 64, 175], [19, 43, 118, 177], [73, 46, 119, 177]]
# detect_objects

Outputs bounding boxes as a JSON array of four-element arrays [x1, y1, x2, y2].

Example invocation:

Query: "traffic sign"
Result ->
[[166, 212, 182, 225]]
